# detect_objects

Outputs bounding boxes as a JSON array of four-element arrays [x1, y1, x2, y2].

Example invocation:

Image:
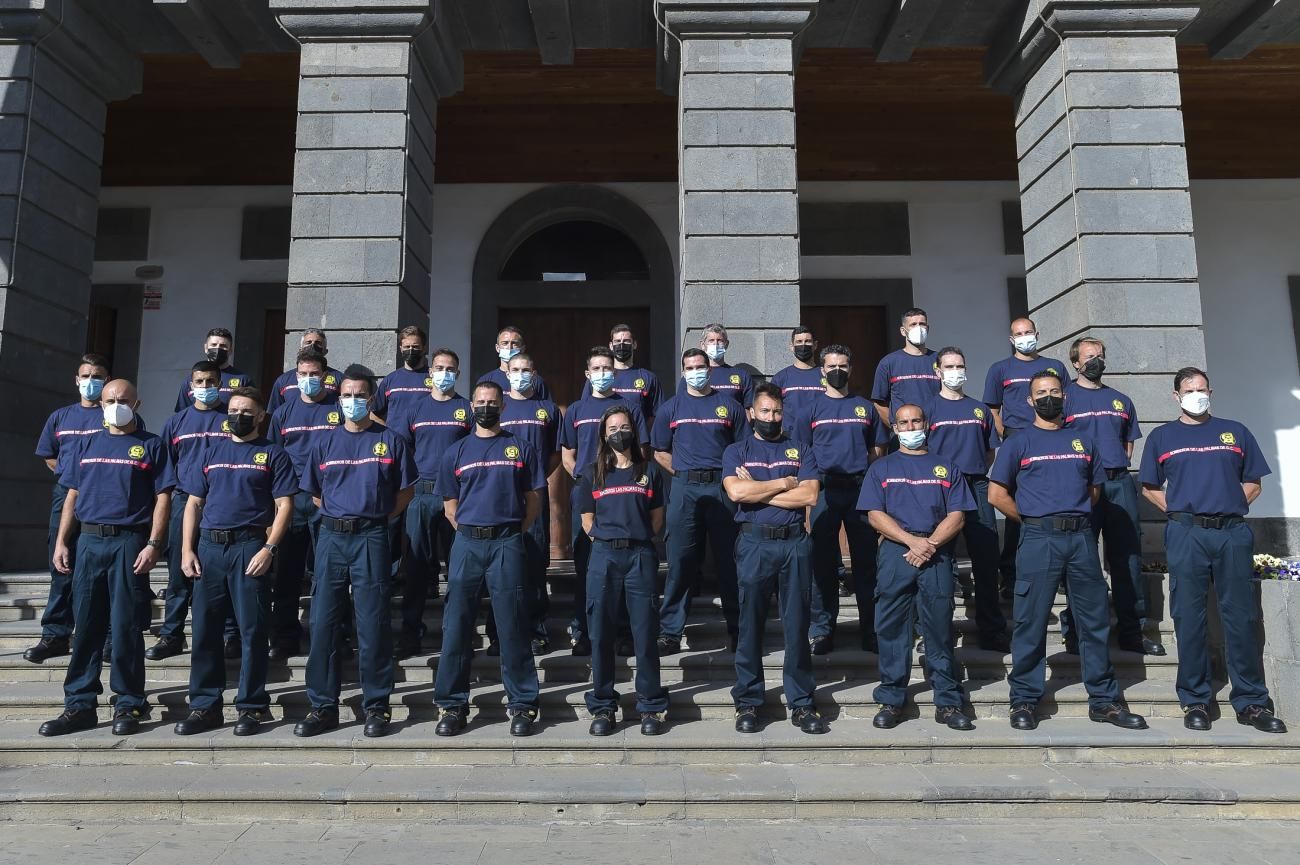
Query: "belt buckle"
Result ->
[[212, 529, 232, 544], [338, 518, 356, 533], [470, 526, 492, 540], [610, 539, 630, 550], [1203, 515, 1225, 530]]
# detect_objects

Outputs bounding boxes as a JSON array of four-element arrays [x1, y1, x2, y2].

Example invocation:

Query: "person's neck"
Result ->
[[1179, 412, 1211, 425], [613, 453, 633, 469], [430, 389, 453, 402], [406, 363, 426, 372], [497, 362, 510, 373], [687, 385, 711, 398], [793, 359, 815, 370], [614, 360, 632, 371], [234, 433, 259, 444], [108, 422, 136, 436], [903, 343, 926, 357], [299, 392, 324, 405], [1033, 417, 1064, 431], [709, 359, 725, 368], [1075, 376, 1102, 390], [591, 388, 615, 399], [939, 387, 963, 400], [345, 418, 373, 433], [474, 425, 501, 438], [825, 386, 848, 399], [79, 398, 97, 409], [509, 388, 533, 400], [754, 432, 781, 443], [899, 446, 928, 456], [194, 400, 217, 412], [1015, 351, 1038, 361]]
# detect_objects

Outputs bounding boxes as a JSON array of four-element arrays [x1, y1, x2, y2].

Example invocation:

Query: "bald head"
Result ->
[[102, 379, 138, 403], [1010, 318, 1036, 336]]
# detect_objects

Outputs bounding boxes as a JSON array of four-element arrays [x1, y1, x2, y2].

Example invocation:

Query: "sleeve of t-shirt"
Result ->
[[1240, 425, 1273, 482], [371, 374, 390, 418], [786, 406, 811, 444], [631, 405, 650, 442], [526, 442, 547, 491], [192, 445, 212, 500], [432, 446, 457, 500], [870, 357, 891, 403], [160, 414, 180, 463], [722, 441, 743, 480], [393, 433, 417, 490], [647, 375, 663, 414], [152, 438, 177, 494], [989, 435, 1019, 489], [35, 410, 60, 459], [558, 407, 578, 451], [741, 371, 755, 407], [388, 406, 414, 447], [981, 410, 998, 451], [174, 382, 190, 414], [271, 446, 299, 498], [731, 406, 751, 443], [1138, 428, 1165, 488], [871, 413, 891, 448], [268, 406, 288, 447], [946, 466, 977, 513], [648, 464, 666, 510], [266, 374, 286, 416], [650, 401, 674, 452], [983, 361, 1003, 407], [534, 375, 552, 402], [576, 472, 596, 515], [301, 443, 324, 497], [1088, 442, 1106, 487], [543, 404, 560, 455], [1125, 397, 1142, 443], [856, 462, 886, 512], [797, 442, 819, 483]]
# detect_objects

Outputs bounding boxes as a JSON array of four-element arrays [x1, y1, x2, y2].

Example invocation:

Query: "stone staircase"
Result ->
[[1, 560, 1297, 822]]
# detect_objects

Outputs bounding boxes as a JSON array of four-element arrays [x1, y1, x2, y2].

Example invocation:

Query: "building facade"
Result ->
[[3, 0, 1300, 567]]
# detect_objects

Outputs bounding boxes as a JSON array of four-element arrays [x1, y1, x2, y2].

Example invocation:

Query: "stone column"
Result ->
[[271, 0, 461, 372], [0, 1, 140, 567], [989, 1, 1204, 443], [657, 0, 814, 376]]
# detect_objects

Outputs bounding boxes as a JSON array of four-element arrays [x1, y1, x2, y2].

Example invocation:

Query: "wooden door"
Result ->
[[799, 305, 888, 394], [259, 307, 287, 395]]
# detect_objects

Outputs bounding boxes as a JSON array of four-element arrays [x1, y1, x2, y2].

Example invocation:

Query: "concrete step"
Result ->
[[0, 716, 1292, 769], [0, 676, 1224, 723], [2, 760, 1296, 821]]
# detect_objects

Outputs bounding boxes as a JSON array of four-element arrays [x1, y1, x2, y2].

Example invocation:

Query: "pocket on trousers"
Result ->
[[1014, 580, 1031, 598]]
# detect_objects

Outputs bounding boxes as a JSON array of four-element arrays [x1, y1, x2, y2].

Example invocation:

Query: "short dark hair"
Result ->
[[79, 353, 110, 373], [820, 344, 851, 364], [295, 349, 327, 371], [497, 324, 523, 341], [227, 386, 265, 410], [191, 360, 222, 378], [791, 325, 814, 340], [398, 325, 427, 343], [1029, 370, 1062, 391], [206, 328, 233, 341], [430, 347, 460, 367], [894, 402, 927, 424], [473, 380, 504, 401], [752, 382, 783, 405], [1174, 366, 1209, 392], [587, 347, 615, 367], [507, 351, 534, 368], [609, 323, 634, 340], [935, 346, 965, 365], [341, 364, 376, 396], [900, 307, 927, 325], [681, 347, 708, 366]]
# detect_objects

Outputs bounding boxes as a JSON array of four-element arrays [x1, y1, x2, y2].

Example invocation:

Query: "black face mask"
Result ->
[[206, 346, 229, 366], [611, 343, 634, 363], [402, 347, 424, 368], [753, 418, 783, 441], [607, 431, 634, 453], [1033, 395, 1064, 421], [472, 405, 500, 429], [227, 414, 257, 437], [1081, 357, 1106, 382], [825, 369, 849, 390], [793, 344, 815, 363], [303, 341, 326, 354]]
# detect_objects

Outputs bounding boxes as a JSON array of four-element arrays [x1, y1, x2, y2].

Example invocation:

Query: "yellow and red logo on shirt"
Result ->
[[454, 408, 467, 421], [1045, 368, 1058, 377], [128, 445, 145, 459], [505, 445, 520, 459], [327, 411, 341, 425], [1221, 432, 1236, 445], [229, 379, 241, 388], [424, 377, 434, 388], [634, 378, 646, 389], [715, 406, 728, 418], [974, 407, 985, 419], [221, 420, 232, 433], [373, 442, 388, 457], [535, 408, 548, 420], [821, 377, 828, 387], [1071, 438, 1085, 453], [854, 405, 867, 418], [729, 374, 741, 385], [637, 474, 649, 486], [1112, 399, 1124, 411], [785, 448, 799, 459], [933, 465, 948, 479], [324, 375, 336, 385], [254, 452, 268, 465]]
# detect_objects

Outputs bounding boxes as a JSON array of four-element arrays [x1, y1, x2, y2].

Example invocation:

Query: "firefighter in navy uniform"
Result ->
[[1140, 367, 1287, 734], [577, 404, 670, 737], [479, 324, 553, 401], [40, 380, 174, 737], [988, 372, 1147, 732], [294, 367, 416, 739], [724, 383, 828, 736], [858, 403, 976, 731], [433, 381, 547, 738], [175, 387, 297, 737], [172, 327, 254, 412], [266, 329, 341, 415], [770, 326, 825, 421]]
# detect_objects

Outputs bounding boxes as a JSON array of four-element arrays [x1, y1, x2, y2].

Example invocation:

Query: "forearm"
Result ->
[[1244, 482, 1262, 505], [868, 510, 915, 546], [181, 497, 202, 558], [523, 491, 540, 530], [1142, 485, 1167, 513], [443, 499, 459, 530], [929, 511, 965, 547], [55, 490, 79, 548], [988, 485, 1019, 521], [769, 487, 817, 509], [725, 478, 788, 504], [562, 449, 577, 478], [267, 497, 293, 547], [149, 494, 170, 544], [389, 486, 414, 519], [580, 513, 594, 535], [653, 451, 675, 476]]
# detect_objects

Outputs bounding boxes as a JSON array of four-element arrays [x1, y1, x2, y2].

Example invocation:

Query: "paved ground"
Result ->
[[0, 818, 1297, 865]]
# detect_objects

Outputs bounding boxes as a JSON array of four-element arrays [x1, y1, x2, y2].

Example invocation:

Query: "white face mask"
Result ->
[[1180, 392, 1211, 416], [704, 344, 727, 362], [103, 402, 134, 428], [906, 325, 928, 346], [941, 369, 967, 390], [1012, 334, 1039, 354]]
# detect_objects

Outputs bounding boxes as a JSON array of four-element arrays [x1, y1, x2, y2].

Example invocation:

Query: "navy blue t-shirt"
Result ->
[[194, 436, 298, 530], [64, 429, 175, 526], [723, 435, 820, 527], [652, 390, 750, 472], [501, 395, 560, 462], [36, 403, 117, 483], [871, 349, 939, 415], [674, 364, 754, 406], [302, 422, 416, 521], [435, 431, 547, 527], [1139, 416, 1270, 517], [266, 366, 342, 415], [576, 461, 666, 542], [388, 394, 472, 481], [269, 397, 342, 479], [1064, 381, 1140, 470], [559, 393, 649, 479], [990, 425, 1104, 517], [478, 367, 552, 402], [792, 393, 889, 476], [857, 450, 976, 535], [174, 367, 254, 413], [580, 367, 662, 421], [982, 355, 1066, 432], [373, 366, 431, 418], [925, 395, 999, 478], [161, 405, 232, 495], [770, 365, 826, 420]]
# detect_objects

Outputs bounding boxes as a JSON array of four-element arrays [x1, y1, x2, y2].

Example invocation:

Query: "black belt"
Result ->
[[1169, 512, 1243, 530], [741, 522, 805, 540], [200, 527, 266, 545], [321, 516, 387, 533], [457, 523, 521, 540], [685, 468, 721, 484], [415, 479, 438, 495], [823, 472, 865, 488], [595, 538, 651, 550], [906, 530, 934, 538], [80, 523, 149, 538], [1105, 468, 1131, 480], [1022, 515, 1090, 532]]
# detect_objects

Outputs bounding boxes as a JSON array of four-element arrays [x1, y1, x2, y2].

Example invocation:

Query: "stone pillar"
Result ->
[[657, 0, 814, 376], [989, 1, 1204, 441], [271, 0, 461, 373], [0, 1, 140, 567]]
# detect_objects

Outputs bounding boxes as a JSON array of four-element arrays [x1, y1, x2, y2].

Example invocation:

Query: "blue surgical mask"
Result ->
[[432, 370, 457, 394], [898, 430, 927, 450], [684, 368, 709, 389], [498, 345, 520, 363], [77, 377, 104, 401], [704, 344, 727, 362], [339, 396, 369, 422], [508, 371, 532, 393], [589, 370, 615, 393], [298, 375, 323, 397], [192, 385, 219, 406]]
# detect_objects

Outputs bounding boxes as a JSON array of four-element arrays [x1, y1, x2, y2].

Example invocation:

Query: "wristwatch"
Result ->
[[146, 539, 164, 550], [263, 543, 278, 556]]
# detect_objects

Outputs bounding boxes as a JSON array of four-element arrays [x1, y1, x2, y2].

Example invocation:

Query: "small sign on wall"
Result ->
[[143, 284, 162, 310]]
